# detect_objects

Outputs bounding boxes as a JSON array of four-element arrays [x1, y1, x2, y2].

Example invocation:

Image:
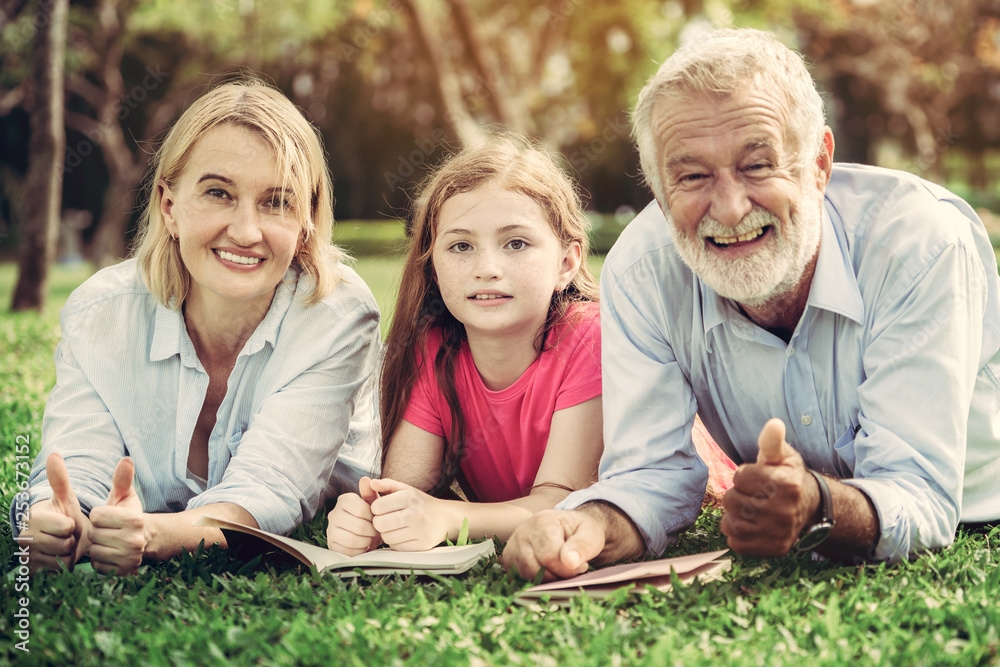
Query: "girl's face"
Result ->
[[431, 183, 581, 345]]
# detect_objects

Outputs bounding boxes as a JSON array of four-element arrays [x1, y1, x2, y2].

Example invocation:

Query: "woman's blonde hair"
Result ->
[[134, 76, 342, 307], [381, 132, 600, 497]]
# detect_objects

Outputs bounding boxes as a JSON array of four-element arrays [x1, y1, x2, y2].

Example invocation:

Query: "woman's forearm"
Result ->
[[143, 503, 257, 561]]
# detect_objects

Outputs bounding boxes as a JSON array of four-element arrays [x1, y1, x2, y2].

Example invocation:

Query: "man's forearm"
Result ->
[[577, 501, 646, 565], [815, 478, 880, 562]]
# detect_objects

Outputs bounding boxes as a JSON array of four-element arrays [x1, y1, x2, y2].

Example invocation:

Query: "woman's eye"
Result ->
[[507, 239, 527, 250], [267, 197, 293, 210], [206, 188, 229, 199], [451, 242, 472, 252]]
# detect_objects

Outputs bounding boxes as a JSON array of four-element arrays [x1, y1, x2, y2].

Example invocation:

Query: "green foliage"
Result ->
[[446, 518, 471, 547], [2, 262, 999, 665]]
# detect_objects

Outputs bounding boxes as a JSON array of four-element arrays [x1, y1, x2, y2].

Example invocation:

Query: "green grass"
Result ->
[[1, 261, 998, 666]]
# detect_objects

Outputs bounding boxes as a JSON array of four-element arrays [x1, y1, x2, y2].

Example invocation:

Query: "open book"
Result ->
[[515, 549, 731, 607], [193, 515, 495, 577]]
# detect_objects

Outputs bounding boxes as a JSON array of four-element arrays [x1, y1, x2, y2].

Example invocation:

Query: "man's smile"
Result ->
[[708, 225, 772, 248]]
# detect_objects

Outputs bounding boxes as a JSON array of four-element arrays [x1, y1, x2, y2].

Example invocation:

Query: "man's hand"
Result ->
[[501, 509, 606, 581], [23, 453, 91, 574], [326, 477, 382, 556], [88, 458, 146, 574], [720, 418, 820, 556], [367, 478, 455, 551]]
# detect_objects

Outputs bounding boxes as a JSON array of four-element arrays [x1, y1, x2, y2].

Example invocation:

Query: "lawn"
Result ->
[[1, 259, 998, 666]]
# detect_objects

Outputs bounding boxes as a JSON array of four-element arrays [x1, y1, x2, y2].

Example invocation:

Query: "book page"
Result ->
[[521, 549, 730, 593], [193, 515, 495, 574], [517, 558, 731, 602]]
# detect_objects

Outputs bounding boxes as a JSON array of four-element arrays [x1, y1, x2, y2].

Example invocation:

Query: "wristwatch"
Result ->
[[796, 469, 836, 552]]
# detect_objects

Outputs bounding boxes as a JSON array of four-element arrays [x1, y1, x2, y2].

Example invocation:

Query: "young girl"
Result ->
[[326, 135, 604, 554]]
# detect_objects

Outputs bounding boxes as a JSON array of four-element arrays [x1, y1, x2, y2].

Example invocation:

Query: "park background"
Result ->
[[1, 0, 999, 665]]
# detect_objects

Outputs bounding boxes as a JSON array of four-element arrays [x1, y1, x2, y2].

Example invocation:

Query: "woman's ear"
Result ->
[[556, 240, 583, 292], [159, 179, 179, 239]]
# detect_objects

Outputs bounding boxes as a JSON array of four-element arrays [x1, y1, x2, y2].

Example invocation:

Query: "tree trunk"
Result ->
[[11, 0, 69, 312], [82, 0, 140, 267], [396, 0, 484, 148]]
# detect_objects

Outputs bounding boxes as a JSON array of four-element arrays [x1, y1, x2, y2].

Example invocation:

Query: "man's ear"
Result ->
[[159, 179, 178, 238], [814, 128, 835, 191]]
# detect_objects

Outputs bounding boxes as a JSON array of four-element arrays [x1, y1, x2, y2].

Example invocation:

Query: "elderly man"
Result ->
[[503, 28, 1000, 579]]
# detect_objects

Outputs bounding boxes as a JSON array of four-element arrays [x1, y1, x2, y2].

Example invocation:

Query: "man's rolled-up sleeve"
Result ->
[[558, 262, 707, 556], [845, 241, 987, 561]]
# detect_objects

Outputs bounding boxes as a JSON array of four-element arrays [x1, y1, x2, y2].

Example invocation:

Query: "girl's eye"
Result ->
[[507, 239, 528, 250], [450, 241, 472, 252]]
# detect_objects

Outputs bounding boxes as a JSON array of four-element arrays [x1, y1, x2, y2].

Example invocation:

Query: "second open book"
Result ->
[[193, 515, 495, 576], [515, 549, 731, 606]]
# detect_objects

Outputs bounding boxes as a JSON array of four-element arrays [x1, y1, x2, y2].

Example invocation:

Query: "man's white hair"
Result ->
[[632, 28, 826, 203]]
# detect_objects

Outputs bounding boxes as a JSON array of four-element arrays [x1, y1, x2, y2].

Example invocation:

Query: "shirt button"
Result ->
[[788, 346, 795, 356], [801, 414, 813, 426]]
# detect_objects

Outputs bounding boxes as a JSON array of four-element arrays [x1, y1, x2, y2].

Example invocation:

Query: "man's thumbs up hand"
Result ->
[[756, 418, 798, 465], [88, 457, 146, 574], [721, 418, 813, 557]]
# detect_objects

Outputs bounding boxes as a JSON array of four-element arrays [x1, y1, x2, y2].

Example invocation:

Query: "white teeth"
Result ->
[[712, 227, 766, 245], [217, 250, 261, 265], [472, 294, 506, 300]]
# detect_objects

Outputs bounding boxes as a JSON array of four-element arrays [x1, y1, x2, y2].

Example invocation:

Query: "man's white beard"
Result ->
[[670, 195, 822, 308]]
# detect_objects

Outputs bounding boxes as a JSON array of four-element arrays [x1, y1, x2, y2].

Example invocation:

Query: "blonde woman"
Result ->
[[16, 78, 380, 574]]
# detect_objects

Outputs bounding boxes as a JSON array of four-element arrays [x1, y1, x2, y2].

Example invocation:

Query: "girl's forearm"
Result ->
[[438, 489, 570, 543]]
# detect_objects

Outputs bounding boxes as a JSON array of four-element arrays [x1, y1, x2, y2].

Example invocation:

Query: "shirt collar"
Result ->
[[241, 270, 298, 356], [700, 202, 864, 335], [806, 202, 865, 325], [149, 269, 300, 364]]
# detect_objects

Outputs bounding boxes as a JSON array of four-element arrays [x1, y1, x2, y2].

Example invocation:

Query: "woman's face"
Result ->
[[160, 123, 303, 317]]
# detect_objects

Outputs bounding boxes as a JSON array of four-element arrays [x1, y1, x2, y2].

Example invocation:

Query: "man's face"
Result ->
[[651, 86, 828, 308]]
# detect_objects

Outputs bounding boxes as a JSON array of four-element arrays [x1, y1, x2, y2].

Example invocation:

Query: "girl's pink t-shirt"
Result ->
[[404, 303, 602, 502]]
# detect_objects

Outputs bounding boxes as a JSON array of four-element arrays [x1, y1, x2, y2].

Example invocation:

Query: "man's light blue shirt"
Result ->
[[16, 258, 380, 536], [560, 163, 1000, 560]]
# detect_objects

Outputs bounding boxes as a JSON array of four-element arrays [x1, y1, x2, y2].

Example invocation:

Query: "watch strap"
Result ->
[[809, 469, 834, 525], [796, 470, 836, 552]]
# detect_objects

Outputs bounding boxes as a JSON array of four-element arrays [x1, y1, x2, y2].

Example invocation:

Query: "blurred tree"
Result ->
[[2, 0, 998, 294], [10, 0, 67, 311], [782, 0, 1000, 180]]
